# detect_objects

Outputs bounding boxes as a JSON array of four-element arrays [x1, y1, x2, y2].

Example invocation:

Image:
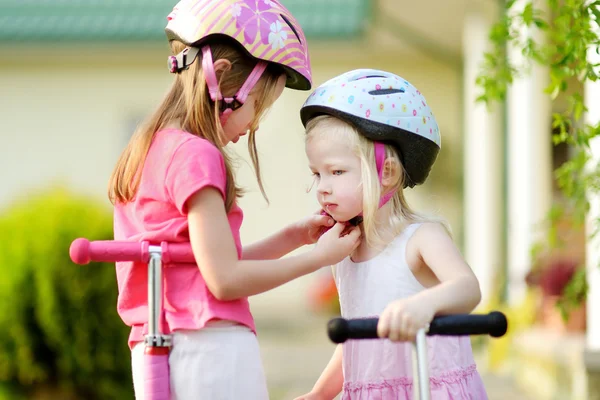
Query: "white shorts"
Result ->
[[132, 324, 269, 400]]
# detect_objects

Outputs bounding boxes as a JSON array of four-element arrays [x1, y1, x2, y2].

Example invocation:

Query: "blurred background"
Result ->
[[0, 0, 599, 399]]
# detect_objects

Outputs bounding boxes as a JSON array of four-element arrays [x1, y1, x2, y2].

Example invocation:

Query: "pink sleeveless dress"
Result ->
[[334, 224, 488, 400]]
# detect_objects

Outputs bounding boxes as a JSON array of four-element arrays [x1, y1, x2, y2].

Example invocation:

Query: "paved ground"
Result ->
[[251, 282, 533, 400]]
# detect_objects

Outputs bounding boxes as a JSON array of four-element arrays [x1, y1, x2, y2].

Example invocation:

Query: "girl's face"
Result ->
[[222, 74, 286, 144], [306, 131, 363, 223]]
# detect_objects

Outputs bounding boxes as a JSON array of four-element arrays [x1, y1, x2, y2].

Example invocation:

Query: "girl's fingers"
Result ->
[[388, 312, 405, 342], [377, 313, 391, 338], [317, 214, 334, 226]]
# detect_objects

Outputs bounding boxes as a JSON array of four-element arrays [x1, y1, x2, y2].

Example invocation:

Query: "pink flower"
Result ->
[[235, 0, 279, 45], [412, 109, 417, 116], [366, 109, 371, 118]]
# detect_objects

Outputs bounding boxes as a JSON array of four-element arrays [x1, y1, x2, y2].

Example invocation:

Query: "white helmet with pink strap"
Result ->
[[300, 69, 441, 188], [164, 0, 312, 123]]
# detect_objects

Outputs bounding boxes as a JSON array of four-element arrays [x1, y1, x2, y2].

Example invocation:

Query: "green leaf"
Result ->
[[522, 2, 535, 26], [591, 5, 600, 26], [534, 18, 549, 29]]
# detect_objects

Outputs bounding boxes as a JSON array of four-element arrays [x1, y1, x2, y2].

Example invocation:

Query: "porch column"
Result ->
[[463, 1, 502, 306], [506, 0, 553, 306]]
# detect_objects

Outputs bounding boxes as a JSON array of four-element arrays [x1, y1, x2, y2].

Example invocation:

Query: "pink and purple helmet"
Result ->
[[300, 69, 441, 188], [165, 0, 312, 124], [165, 0, 312, 89]]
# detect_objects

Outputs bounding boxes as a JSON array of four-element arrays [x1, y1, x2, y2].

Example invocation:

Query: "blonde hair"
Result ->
[[306, 115, 444, 249], [109, 40, 284, 211]]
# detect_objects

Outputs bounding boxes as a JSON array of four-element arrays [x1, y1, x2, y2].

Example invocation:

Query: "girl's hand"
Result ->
[[292, 211, 335, 245], [377, 296, 435, 342], [312, 222, 361, 266]]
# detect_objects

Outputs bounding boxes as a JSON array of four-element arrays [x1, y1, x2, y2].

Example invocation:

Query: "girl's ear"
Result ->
[[381, 157, 401, 188], [213, 58, 233, 81]]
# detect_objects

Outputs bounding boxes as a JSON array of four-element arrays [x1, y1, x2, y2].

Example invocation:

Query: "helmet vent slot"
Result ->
[[368, 88, 405, 95], [356, 75, 387, 80], [280, 14, 302, 43]]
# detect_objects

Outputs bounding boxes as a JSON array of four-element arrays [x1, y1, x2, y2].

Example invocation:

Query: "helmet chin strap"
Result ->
[[168, 46, 268, 127], [324, 141, 393, 226], [200, 46, 267, 126]]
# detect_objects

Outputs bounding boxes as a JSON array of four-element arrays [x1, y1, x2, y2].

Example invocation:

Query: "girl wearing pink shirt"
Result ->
[[108, 1, 361, 398]]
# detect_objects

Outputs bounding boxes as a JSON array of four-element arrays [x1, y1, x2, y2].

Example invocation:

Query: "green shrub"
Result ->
[[0, 188, 133, 399]]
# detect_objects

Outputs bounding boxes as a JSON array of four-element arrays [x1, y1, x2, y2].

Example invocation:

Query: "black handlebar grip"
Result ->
[[327, 311, 508, 343], [327, 317, 379, 344], [428, 311, 508, 338]]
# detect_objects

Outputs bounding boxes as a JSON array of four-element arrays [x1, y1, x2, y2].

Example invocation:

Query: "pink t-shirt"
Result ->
[[114, 128, 254, 349]]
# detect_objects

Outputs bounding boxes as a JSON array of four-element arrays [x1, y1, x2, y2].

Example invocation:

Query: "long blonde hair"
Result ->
[[109, 40, 284, 211], [306, 115, 443, 249]]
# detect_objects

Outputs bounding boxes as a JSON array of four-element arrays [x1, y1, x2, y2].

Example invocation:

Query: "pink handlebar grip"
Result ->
[[160, 242, 196, 264], [69, 238, 150, 265], [70, 238, 196, 265], [143, 352, 170, 400]]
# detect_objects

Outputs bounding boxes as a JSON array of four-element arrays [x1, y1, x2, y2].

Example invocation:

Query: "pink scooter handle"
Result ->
[[69, 238, 195, 265], [144, 349, 170, 400]]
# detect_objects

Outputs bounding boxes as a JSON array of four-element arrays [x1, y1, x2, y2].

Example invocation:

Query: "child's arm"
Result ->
[[410, 222, 482, 314], [187, 188, 360, 301], [378, 222, 482, 341], [294, 345, 344, 400], [242, 213, 334, 260]]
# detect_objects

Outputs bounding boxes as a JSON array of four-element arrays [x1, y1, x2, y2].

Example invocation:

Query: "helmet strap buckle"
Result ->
[[167, 46, 200, 73]]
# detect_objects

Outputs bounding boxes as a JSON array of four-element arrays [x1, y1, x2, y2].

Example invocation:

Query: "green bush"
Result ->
[[0, 188, 133, 399]]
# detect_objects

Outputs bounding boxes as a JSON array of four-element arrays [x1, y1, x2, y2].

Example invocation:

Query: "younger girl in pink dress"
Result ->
[[295, 69, 488, 400]]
